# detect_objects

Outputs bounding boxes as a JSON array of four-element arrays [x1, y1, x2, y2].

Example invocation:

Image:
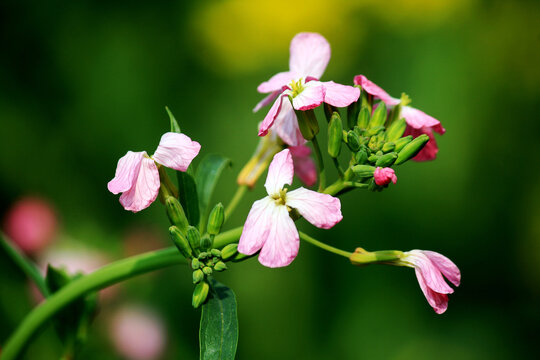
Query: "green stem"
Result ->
[[0, 232, 49, 298], [0, 227, 242, 360], [331, 157, 344, 178], [311, 136, 326, 192], [299, 231, 352, 258], [224, 185, 248, 220]]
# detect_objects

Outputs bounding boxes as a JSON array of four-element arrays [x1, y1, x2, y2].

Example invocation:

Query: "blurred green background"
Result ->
[[1, 0, 539, 359]]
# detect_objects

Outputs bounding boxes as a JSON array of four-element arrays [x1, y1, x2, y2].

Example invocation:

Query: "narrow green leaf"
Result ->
[[195, 154, 231, 231], [177, 167, 200, 226], [166, 106, 181, 133], [199, 279, 238, 360]]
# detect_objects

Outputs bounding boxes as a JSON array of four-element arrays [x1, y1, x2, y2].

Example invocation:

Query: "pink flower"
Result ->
[[238, 149, 342, 267], [399, 250, 461, 314], [255, 33, 359, 146], [108, 132, 200, 212], [373, 167, 397, 186], [353, 74, 445, 161]]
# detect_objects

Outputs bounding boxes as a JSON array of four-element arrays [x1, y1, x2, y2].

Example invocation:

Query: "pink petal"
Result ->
[[257, 71, 296, 93], [353, 75, 400, 106], [258, 204, 300, 268], [286, 187, 342, 229], [322, 81, 360, 107], [108, 151, 145, 194], [290, 145, 317, 187], [238, 197, 276, 255], [289, 32, 330, 79], [152, 132, 201, 172], [423, 251, 461, 287], [273, 100, 304, 146], [264, 149, 294, 195], [374, 167, 397, 186], [401, 106, 441, 129], [253, 91, 280, 113], [407, 251, 454, 294], [404, 126, 439, 161], [415, 268, 449, 314], [119, 157, 160, 212], [259, 95, 284, 137], [291, 81, 325, 111]]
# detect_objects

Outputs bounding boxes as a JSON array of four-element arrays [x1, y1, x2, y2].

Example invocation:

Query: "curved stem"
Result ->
[[311, 136, 326, 192], [0, 232, 49, 297], [299, 231, 352, 258], [0, 227, 242, 360], [225, 185, 248, 220]]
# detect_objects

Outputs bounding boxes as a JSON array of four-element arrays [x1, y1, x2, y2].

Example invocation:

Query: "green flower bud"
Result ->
[[169, 226, 193, 259], [210, 249, 222, 258], [352, 165, 376, 177], [382, 142, 395, 153], [394, 135, 413, 152], [357, 107, 370, 130], [368, 102, 387, 129], [368, 154, 379, 163], [376, 152, 398, 167], [394, 134, 430, 165], [359, 90, 372, 115], [165, 196, 189, 235], [191, 258, 201, 269], [386, 118, 407, 142], [187, 226, 201, 255], [207, 203, 224, 236], [367, 125, 385, 137], [198, 251, 209, 259], [295, 108, 319, 140], [192, 281, 210, 308], [232, 252, 253, 262], [347, 130, 361, 152], [347, 98, 359, 129], [202, 266, 213, 275], [368, 136, 379, 151], [192, 269, 204, 283], [200, 234, 213, 251], [221, 244, 238, 261], [354, 148, 368, 164], [324, 103, 339, 123], [214, 261, 228, 272], [327, 112, 343, 158]]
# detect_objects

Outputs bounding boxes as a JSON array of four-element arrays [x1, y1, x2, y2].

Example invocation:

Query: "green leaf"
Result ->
[[166, 106, 181, 133], [199, 279, 238, 360], [195, 154, 231, 231], [177, 167, 200, 226]]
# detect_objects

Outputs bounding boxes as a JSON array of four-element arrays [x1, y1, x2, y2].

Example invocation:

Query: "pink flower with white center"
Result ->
[[255, 33, 359, 146], [238, 149, 342, 268], [399, 250, 461, 314], [354, 74, 445, 161], [108, 132, 200, 212], [373, 167, 397, 186]]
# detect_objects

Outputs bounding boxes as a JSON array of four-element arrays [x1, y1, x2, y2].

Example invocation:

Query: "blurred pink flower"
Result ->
[[3, 196, 58, 254], [238, 149, 342, 267], [108, 132, 200, 212], [399, 250, 461, 314], [373, 167, 397, 186], [256, 33, 359, 146], [354, 74, 445, 161], [289, 145, 317, 187], [110, 305, 166, 360]]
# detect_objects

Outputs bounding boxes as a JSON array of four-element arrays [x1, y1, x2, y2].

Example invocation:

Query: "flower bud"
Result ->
[[192, 281, 210, 308], [374, 167, 397, 186], [347, 131, 361, 152], [394, 134, 430, 165], [295, 108, 319, 140], [381, 142, 395, 153], [324, 103, 339, 123], [357, 107, 370, 130], [232, 252, 253, 262], [198, 251, 209, 259], [210, 249, 221, 258], [394, 135, 413, 152], [214, 261, 228, 272], [186, 226, 201, 255], [352, 165, 376, 178], [354, 148, 368, 164], [165, 196, 189, 235], [375, 152, 398, 167], [191, 258, 201, 270], [386, 118, 406, 142], [347, 98, 359, 129], [169, 226, 193, 259], [200, 234, 213, 251], [221, 244, 238, 261], [359, 89, 372, 114], [327, 113, 343, 158], [207, 203, 224, 236], [368, 102, 387, 129], [202, 266, 213, 275], [192, 269, 204, 283]]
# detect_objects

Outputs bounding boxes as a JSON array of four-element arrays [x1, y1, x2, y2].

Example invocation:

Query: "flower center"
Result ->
[[289, 78, 305, 98], [271, 188, 288, 205]]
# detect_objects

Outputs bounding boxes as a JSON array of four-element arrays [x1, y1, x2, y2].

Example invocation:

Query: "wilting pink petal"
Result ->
[[108, 151, 145, 194], [258, 204, 299, 268], [415, 269, 449, 314], [322, 81, 360, 107], [291, 81, 325, 111], [238, 197, 275, 255], [401, 106, 441, 129], [374, 167, 397, 186], [423, 251, 461, 287], [290, 145, 317, 186], [289, 32, 331, 79], [152, 132, 201, 172], [257, 71, 296, 93], [406, 250, 453, 294], [404, 126, 439, 161], [286, 188, 342, 229], [353, 75, 400, 106], [254, 91, 280, 112], [259, 95, 285, 137], [119, 157, 160, 212], [274, 100, 304, 146], [264, 149, 294, 195]]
